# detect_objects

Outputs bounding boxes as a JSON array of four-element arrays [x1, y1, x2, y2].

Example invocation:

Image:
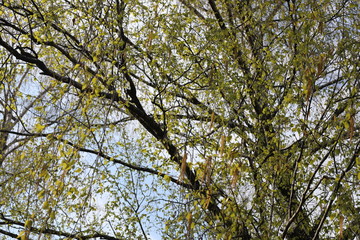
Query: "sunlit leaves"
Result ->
[[0, 0, 359, 239]]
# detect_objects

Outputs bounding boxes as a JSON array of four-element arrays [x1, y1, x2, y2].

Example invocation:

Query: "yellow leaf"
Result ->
[[49, 210, 56, 219], [203, 192, 211, 209], [164, 175, 171, 183], [55, 180, 64, 188], [37, 190, 45, 199], [42, 201, 50, 210], [34, 123, 45, 132], [34, 106, 43, 111], [17, 231, 25, 239], [25, 219, 33, 228]]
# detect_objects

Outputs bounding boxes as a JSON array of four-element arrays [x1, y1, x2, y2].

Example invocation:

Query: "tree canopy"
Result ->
[[0, 0, 359, 239]]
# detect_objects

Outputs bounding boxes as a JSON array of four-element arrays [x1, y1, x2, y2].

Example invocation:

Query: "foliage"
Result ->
[[0, 0, 359, 239]]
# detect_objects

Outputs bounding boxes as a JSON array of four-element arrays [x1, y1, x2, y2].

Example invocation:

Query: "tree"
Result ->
[[0, 0, 359, 239]]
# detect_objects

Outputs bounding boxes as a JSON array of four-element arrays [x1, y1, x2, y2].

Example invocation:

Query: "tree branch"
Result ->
[[0, 214, 123, 240], [208, 0, 226, 30], [0, 129, 194, 189]]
